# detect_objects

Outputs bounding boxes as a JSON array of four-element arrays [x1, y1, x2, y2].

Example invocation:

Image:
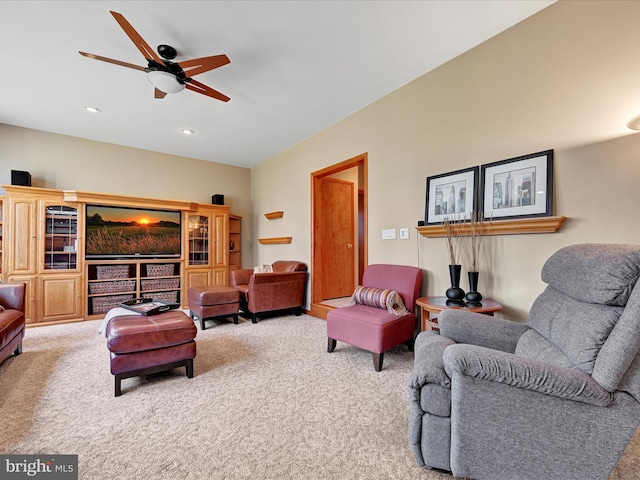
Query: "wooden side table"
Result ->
[[416, 296, 503, 331]]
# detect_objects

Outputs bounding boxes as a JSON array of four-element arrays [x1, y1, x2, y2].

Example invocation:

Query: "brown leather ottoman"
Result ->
[[106, 310, 197, 396], [188, 285, 240, 330]]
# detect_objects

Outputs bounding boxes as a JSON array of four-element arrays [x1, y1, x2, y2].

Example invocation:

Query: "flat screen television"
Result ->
[[85, 204, 181, 259]]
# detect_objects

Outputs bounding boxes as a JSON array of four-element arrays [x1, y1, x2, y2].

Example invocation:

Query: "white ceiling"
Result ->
[[0, 1, 554, 168]]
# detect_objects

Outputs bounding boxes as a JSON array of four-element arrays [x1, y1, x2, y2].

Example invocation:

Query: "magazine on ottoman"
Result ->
[[120, 298, 180, 316]]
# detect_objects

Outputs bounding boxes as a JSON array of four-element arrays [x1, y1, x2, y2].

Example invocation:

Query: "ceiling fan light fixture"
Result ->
[[147, 70, 185, 94]]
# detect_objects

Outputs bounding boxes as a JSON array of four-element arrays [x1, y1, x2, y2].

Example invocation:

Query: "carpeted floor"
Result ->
[[0, 313, 637, 479], [0, 314, 447, 480]]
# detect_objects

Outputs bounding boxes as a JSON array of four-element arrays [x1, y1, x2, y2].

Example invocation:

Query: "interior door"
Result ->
[[318, 177, 354, 299]]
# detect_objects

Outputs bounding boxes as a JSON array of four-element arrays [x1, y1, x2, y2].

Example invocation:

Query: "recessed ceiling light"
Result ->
[[181, 129, 195, 135], [84, 106, 101, 113], [627, 114, 640, 131]]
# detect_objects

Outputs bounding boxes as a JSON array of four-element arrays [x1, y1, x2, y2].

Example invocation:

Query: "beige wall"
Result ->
[[251, 1, 640, 320], [0, 124, 254, 267]]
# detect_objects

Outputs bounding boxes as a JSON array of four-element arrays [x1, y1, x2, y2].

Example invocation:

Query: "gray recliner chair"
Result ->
[[409, 243, 640, 480]]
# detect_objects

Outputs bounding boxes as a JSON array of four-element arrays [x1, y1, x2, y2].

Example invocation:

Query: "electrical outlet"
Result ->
[[381, 228, 396, 240], [400, 228, 409, 239]]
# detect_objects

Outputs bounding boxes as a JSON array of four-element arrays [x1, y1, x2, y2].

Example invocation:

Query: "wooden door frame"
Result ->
[[310, 153, 367, 319]]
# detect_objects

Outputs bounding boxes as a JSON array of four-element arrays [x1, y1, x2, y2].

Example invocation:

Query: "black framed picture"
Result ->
[[480, 150, 553, 221], [425, 166, 479, 225]]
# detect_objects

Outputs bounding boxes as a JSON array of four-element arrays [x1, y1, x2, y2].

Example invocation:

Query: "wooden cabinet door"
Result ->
[[8, 275, 36, 324], [7, 198, 36, 274], [184, 268, 211, 308], [38, 275, 83, 324], [212, 211, 228, 268], [185, 269, 211, 289], [0, 196, 4, 280], [213, 267, 228, 286]]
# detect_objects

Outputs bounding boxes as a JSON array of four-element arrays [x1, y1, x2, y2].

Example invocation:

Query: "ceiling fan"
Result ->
[[79, 11, 230, 102]]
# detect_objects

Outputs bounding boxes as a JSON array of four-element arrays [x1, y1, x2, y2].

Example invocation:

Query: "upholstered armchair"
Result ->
[[409, 244, 640, 480], [230, 260, 307, 323], [0, 282, 26, 366], [327, 264, 422, 371]]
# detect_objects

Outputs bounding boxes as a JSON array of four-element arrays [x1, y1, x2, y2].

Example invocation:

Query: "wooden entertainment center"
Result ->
[[0, 185, 241, 326]]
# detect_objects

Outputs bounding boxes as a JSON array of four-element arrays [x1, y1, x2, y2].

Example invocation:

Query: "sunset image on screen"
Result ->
[[85, 205, 181, 257]]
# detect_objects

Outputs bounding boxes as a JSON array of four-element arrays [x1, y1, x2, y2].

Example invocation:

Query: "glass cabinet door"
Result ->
[[188, 214, 209, 266], [44, 205, 78, 270]]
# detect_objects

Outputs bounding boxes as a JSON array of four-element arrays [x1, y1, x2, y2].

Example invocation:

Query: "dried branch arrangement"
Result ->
[[461, 211, 488, 272], [443, 215, 464, 265]]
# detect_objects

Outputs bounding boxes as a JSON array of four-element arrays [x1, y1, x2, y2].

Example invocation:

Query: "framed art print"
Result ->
[[425, 166, 478, 225], [480, 150, 553, 221]]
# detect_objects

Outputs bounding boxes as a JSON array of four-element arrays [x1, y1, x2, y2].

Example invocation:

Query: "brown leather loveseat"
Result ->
[[0, 282, 26, 367], [230, 261, 307, 323]]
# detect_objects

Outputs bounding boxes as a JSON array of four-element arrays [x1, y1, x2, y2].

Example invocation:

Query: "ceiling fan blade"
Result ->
[[79, 51, 147, 71], [185, 79, 230, 102], [179, 54, 230, 77], [154, 88, 167, 99], [110, 11, 162, 63]]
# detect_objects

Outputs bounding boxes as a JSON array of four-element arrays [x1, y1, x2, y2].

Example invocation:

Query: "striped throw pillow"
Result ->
[[351, 286, 393, 310]]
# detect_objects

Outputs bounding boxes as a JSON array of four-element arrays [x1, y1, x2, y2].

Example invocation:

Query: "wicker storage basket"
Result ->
[[91, 294, 135, 315], [141, 278, 180, 290], [89, 280, 136, 295], [142, 291, 179, 303], [96, 265, 130, 280], [146, 264, 175, 277]]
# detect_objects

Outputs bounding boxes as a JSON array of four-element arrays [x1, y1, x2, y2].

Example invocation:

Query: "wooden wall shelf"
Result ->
[[258, 237, 292, 245], [264, 211, 284, 220], [416, 216, 567, 238]]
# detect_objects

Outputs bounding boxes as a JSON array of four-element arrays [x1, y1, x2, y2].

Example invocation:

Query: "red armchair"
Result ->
[[0, 282, 26, 367], [327, 264, 422, 371], [230, 261, 308, 323]]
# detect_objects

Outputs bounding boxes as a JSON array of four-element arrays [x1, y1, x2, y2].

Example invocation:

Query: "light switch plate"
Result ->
[[400, 228, 409, 239], [381, 228, 396, 240]]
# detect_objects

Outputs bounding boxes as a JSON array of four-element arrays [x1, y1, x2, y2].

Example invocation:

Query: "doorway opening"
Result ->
[[309, 153, 367, 319]]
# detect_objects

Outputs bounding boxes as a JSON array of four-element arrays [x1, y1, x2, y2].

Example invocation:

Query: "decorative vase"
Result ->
[[465, 271, 483, 305], [446, 264, 466, 304]]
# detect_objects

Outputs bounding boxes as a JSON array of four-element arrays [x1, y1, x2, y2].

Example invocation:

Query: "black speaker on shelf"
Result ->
[[417, 220, 425, 226], [212, 194, 224, 205], [11, 170, 31, 186]]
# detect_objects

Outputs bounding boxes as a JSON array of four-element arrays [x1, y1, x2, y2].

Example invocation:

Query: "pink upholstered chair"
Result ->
[[327, 264, 423, 371]]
